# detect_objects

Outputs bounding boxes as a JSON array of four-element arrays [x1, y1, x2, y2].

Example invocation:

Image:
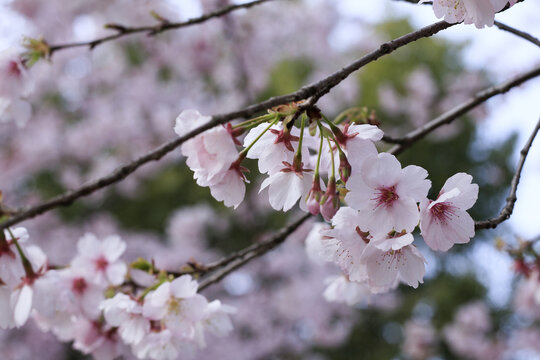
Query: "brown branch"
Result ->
[[494, 21, 540, 48], [385, 64, 540, 155], [198, 213, 311, 291], [47, 0, 278, 56], [475, 116, 540, 230], [0, 20, 456, 231]]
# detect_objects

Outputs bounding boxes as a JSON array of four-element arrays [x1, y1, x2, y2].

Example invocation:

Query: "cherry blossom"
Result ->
[[259, 161, 313, 212], [320, 207, 370, 282], [419, 172, 478, 251], [0, 228, 29, 288], [360, 241, 426, 292], [100, 293, 150, 345], [243, 122, 300, 174], [428, 0, 517, 28], [323, 276, 372, 306], [194, 300, 236, 347], [143, 275, 209, 340], [345, 153, 431, 234], [175, 109, 246, 208], [132, 329, 193, 360], [71, 233, 127, 286]]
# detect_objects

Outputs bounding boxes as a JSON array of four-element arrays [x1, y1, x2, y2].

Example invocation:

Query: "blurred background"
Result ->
[[1, 0, 540, 359]]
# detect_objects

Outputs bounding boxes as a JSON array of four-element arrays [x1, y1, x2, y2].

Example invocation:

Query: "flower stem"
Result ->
[[232, 113, 275, 129], [314, 121, 325, 177], [295, 113, 306, 161], [238, 116, 279, 158], [6, 227, 35, 278]]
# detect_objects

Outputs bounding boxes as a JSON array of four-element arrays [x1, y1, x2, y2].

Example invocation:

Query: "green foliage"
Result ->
[[123, 42, 148, 67], [257, 58, 314, 102]]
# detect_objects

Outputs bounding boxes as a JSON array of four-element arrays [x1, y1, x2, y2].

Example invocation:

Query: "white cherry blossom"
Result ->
[[260, 163, 313, 212], [143, 275, 208, 340], [429, 0, 517, 28], [323, 276, 372, 306], [100, 293, 149, 345], [320, 207, 370, 282], [244, 123, 300, 174], [71, 233, 127, 286]]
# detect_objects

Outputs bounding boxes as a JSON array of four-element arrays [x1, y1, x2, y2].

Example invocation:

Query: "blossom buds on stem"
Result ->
[[338, 150, 352, 183], [306, 174, 323, 215], [320, 176, 340, 221]]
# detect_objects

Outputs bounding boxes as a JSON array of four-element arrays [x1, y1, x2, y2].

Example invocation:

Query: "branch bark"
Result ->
[[385, 64, 540, 155], [0, 20, 455, 230], [48, 0, 278, 56], [198, 213, 311, 291], [494, 21, 540, 48], [475, 116, 540, 230]]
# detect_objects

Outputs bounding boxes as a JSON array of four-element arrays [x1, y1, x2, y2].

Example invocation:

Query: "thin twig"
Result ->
[[494, 21, 540, 48], [385, 64, 540, 155], [48, 0, 278, 56], [198, 213, 311, 291], [475, 116, 540, 230], [0, 20, 456, 231]]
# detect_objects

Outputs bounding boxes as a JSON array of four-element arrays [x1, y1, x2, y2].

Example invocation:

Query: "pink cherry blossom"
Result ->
[[175, 109, 246, 208], [419, 172, 478, 251], [360, 242, 426, 292], [72, 318, 123, 360], [345, 153, 431, 234], [175, 110, 237, 186], [0, 49, 32, 99], [71, 233, 127, 286]]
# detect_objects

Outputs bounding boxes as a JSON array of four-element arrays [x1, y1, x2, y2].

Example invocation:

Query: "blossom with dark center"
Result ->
[[419, 173, 478, 251], [345, 153, 431, 234]]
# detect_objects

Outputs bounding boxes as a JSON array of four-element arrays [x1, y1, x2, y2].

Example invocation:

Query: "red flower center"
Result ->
[[7, 61, 22, 78], [373, 185, 399, 208], [429, 202, 456, 225], [95, 256, 109, 271], [72, 277, 87, 295]]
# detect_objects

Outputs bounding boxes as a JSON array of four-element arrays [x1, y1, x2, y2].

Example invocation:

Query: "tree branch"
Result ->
[[0, 20, 456, 231], [385, 64, 540, 155], [197, 213, 311, 291], [475, 116, 540, 230], [494, 21, 540, 48], [48, 0, 278, 56]]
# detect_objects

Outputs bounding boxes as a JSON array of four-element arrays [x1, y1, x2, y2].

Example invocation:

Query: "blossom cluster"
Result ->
[[175, 105, 479, 301], [0, 229, 234, 360], [426, 0, 518, 28]]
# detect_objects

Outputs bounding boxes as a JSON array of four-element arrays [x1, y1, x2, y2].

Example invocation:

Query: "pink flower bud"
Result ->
[[320, 178, 339, 221], [306, 174, 323, 215], [338, 152, 352, 183]]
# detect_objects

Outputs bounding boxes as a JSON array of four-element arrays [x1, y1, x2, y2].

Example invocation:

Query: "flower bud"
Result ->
[[338, 151, 352, 183], [306, 175, 323, 215], [320, 177, 339, 221]]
